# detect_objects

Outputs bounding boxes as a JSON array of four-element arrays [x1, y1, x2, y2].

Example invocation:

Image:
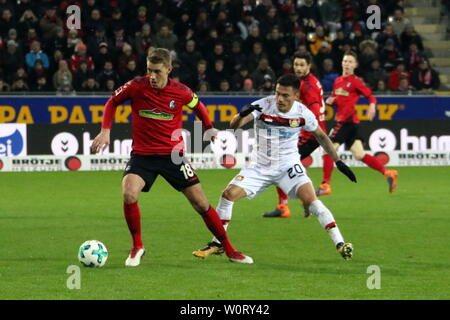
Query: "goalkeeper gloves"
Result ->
[[336, 160, 357, 183], [239, 104, 262, 117]]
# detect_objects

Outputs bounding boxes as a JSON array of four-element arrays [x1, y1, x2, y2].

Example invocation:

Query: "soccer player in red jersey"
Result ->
[[262, 52, 328, 218], [91, 48, 253, 266], [316, 51, 398, 196]]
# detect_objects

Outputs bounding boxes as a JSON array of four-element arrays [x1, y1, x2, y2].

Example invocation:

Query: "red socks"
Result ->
[[276, 187, 288, 205], [201, 206, 236, 256], [322, 154, 334, 184], [123, 202, 143, 249], [361, 154, 386, 174]]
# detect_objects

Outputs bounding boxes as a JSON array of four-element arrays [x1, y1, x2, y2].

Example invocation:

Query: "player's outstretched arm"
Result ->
[[312, 127, 357, 183], [230, 104, 261, 129]]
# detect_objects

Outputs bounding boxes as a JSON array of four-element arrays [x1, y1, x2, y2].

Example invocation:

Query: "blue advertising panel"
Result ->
[[0, 95, 449, 124]]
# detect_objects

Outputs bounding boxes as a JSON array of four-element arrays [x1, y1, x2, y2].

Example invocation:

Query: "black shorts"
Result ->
[[328, 122, 364, 147], [123, 154, 200, 192], [298, 138, 320, 160]]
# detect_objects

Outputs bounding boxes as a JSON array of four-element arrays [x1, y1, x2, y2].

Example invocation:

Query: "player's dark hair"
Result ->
[[276, 74, 300, 90], [292, 52, 312, 65], [343, 50, 358, 62], [147, 48, 171, 67]]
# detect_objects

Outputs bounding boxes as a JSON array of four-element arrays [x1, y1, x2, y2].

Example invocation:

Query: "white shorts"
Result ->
[[229, 162, 312, 199]]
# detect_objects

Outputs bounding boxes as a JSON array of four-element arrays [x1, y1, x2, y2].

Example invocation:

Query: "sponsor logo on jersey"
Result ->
[[139, 108, 174, 120], [335, 88, 349, 96]]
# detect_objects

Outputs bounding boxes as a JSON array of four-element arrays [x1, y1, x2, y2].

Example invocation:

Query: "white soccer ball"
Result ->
[[78, 240, 108, 268]]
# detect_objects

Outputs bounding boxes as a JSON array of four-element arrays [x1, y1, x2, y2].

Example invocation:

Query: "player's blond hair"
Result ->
[[147, 48, 171, 67]]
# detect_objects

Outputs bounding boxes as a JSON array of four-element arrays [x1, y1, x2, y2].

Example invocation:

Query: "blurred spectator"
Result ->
[[39, 5, 63, 41], [129, 6, 149, 36], [387, 63, 410, 91], [259, 6, 281, 36], [259, 74, 274, 93], [243, 25, 264, 55], [299, 0, 323, 33], [207, 42, 230, 70], [0, 78, 10, 92], [154, 24, 178, 51], [17, 9, 38, 37], [208, 59, 229, 91], [250, 57, 275, 90], [364, 59, 388, 90], [86, 25, 110, 56], [25, 27, 39, 48], [247, 41, 267, 72], [280, 59, 293, 76], [375, 23, 400, 49], [315, 41, 338, 74], [11, 77, 29, 91], [242, 78, 254, 93], [48, 49, 64, 75], [219, 78, 231, 93], [1, 40, 23, 78], [319, 0, 342, 33], [404, 42, 427, 72], [351, 24, 366, 50], [25, 40, 49, 72], [96, 61, 120, 91], [0, 8, 16, 39], [53, 59, 73, 92], [231, 66, 250, 91], [289, 27, 308, 53], [320, 58, 339, 92], [309, 25, 331, 56], [93, 42, 113, 73], [134, 24, 154, 58], [397, 77, 413, 92], [69, 42, 95, 73], [376, 79, 387, 93], [29, 59, 47, 84], [411, 59, 440, 92], [111, 25, 130, 56], [66, 29, 83, 53], [116, 43, 140, 74], [279, 0, 296, 20], [236, 10, 259, 41], [358, 40, 379, 75], [84, 8, 103, 37], [194, 9, 212, 40], [197, 80, 209, 93], [108, 8, 126, 34], [178, 39, 202, 76], [282, 11, 301, 40], [264, 25, 285, 59], [104, 79, 117, 92], [16, 0, 37, 18], [80, 76, 100, 92], [390, 7, 410, 36], [221, 22, 241, 51], [120, 60, 141, 83], [379, 38, 403, 71], [271, 44, 290, 76], [31, 75, 51, 92], [45, 26, 68, 57], [152, 13, 174, 37], [400, 24, 424, 54], [228, 40, 247, 72], [73, 60, 95, 91], [191, 59, 208, 90], [340, 0, 361, 35]]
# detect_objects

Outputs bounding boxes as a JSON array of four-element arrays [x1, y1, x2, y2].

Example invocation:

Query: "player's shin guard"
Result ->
[[123, 201, 143, 249], [200, 205, 235, 256], [308, 199, 344, 246], [322, 154, 334, 184], [361, 154, 386, 174]]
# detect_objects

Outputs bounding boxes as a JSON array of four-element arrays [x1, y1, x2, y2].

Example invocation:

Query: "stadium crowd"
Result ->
[[0, 0, 444, 94]]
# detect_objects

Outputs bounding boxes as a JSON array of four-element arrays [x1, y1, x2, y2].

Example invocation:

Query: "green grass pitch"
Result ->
[[1, 166, 449, 300]]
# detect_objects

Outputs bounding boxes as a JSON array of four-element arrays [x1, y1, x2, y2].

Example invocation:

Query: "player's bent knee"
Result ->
[[122, 188, 140, 203], [222, 186, 245, 202]]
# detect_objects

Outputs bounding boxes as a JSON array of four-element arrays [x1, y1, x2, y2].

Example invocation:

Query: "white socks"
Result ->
[[212, 197, 234, 244], [308, 199, 344, 246]]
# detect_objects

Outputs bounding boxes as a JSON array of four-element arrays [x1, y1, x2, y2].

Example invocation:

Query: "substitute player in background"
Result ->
[[263, 52, 327, 218], [317, 51, 398, 196], [91, 48, 252, 266], [193, 74, 356, 261]]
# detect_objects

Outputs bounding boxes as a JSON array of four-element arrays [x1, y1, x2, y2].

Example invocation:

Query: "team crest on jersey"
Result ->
[[234, 175, 244, 181], [169, 100, 176, 109], [346, 83, 352, 88], [289, 119, 301, 127]]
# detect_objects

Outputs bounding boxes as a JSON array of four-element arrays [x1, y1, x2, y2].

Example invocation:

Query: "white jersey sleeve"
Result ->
[[301, 105, 319, 132], [250, 96, 270, 120]]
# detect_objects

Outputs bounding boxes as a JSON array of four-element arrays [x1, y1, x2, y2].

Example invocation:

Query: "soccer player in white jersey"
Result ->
[[192, 74, 357, 262]]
